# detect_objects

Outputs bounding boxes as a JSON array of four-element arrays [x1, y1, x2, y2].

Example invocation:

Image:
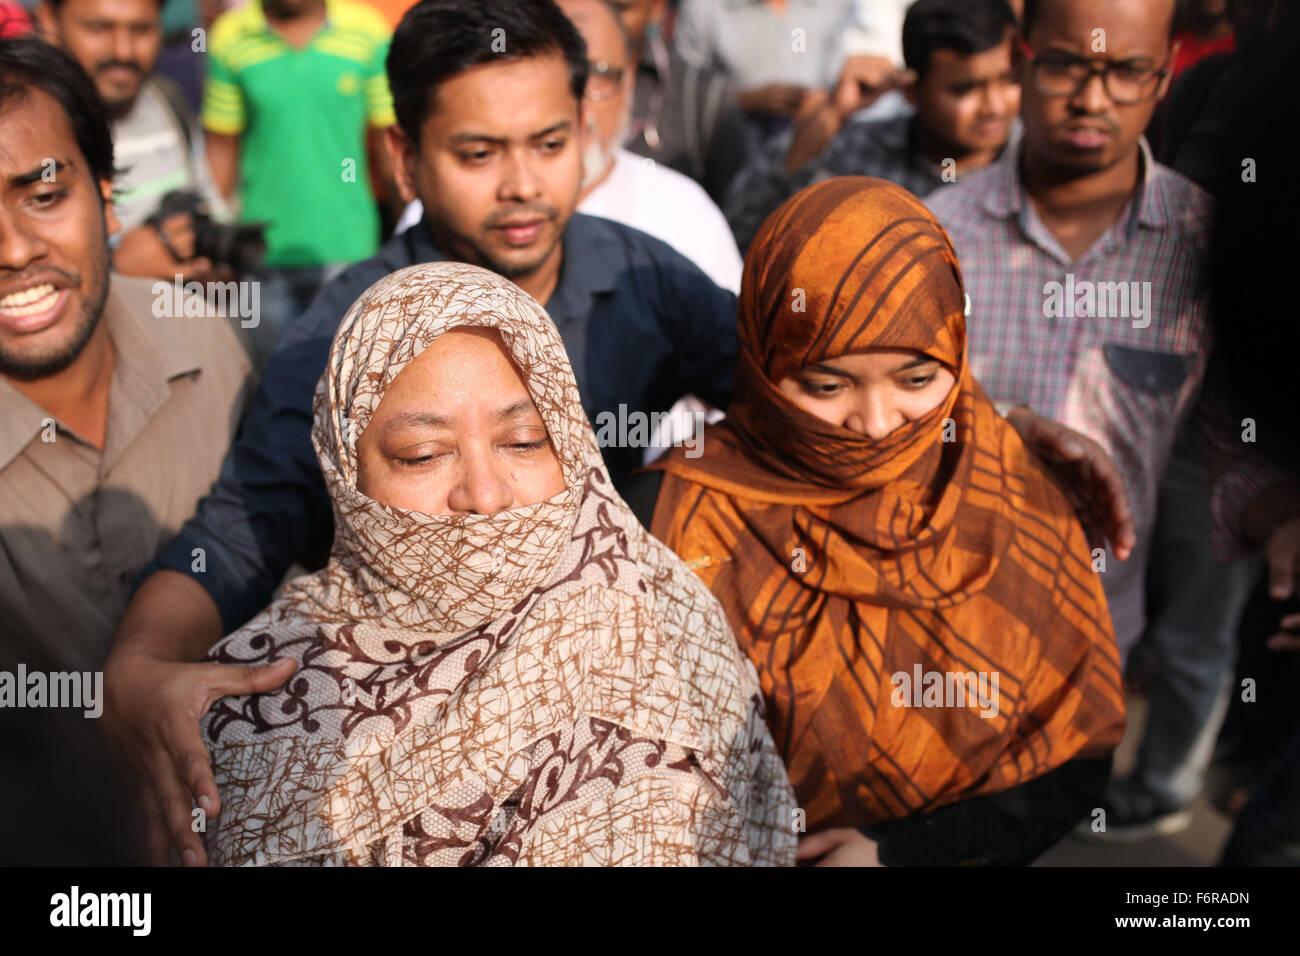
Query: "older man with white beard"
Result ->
[[395, 0, 742, 293]]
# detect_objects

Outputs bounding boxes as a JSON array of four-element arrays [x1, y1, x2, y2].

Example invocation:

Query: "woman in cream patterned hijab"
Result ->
[[199, 261, 797, 866]]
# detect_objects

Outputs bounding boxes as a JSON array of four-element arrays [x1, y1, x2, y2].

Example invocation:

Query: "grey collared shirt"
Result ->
[[0, 275, 253, 670]]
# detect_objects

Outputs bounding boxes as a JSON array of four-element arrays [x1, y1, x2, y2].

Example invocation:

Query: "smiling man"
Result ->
[[0, 37, 252, 672]]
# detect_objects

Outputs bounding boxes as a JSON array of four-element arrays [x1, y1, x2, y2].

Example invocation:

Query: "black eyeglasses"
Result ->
[[1017, 37, 1172, 104], [585, 60, 626, 103]]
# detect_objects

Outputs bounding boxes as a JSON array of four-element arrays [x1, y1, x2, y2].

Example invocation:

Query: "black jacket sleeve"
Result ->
[[140, 257, 395, 634], [861, 755, 1114, 866]]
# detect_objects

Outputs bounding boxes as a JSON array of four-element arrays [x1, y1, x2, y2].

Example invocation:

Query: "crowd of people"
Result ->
[[0, 0, 1296, 867]]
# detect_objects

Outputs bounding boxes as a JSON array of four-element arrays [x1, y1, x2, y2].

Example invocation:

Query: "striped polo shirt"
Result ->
[[202, 0, 395, 267]]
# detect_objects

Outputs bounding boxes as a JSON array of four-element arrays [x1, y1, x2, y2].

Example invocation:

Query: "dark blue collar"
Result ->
[[547, 213, 619, 323], [403, 216, 447, 267]]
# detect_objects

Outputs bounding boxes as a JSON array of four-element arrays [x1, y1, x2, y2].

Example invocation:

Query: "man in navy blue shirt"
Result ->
[[102, 0, 735, 865]]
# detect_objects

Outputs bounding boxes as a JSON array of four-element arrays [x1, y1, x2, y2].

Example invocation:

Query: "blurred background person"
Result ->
[[38, 0, 229, 283], [672, 0, 855, 169], [565, 0, 741, 290], [811, 0, 1022, 143], [201, 0, 396, 364], [725, 0, 1020, 253]]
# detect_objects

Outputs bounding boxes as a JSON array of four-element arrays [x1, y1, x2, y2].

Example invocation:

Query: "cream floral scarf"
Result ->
[[201, 262, 797, 866]]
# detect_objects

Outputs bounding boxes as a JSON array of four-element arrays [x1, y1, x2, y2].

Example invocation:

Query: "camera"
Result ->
[[147, 190, 267, 274]]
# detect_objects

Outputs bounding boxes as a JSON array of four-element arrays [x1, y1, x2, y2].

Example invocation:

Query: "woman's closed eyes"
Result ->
[[389, 427, 553, 468], [356, 328, 567, 515]]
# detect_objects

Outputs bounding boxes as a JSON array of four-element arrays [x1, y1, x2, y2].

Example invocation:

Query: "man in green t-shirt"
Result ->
[[202, 0, 395, 362]]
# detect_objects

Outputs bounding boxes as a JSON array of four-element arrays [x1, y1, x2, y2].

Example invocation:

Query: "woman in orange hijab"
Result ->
[[637, 177, 1127, 865]]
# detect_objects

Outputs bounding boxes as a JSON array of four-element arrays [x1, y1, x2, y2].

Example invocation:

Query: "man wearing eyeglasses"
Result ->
[[927, 0, 1241, 841], [561, 0, 741, 293]]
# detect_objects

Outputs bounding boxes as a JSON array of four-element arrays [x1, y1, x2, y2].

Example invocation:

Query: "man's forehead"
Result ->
[[928, 42, 1013, 78], [430, 110, 577, 144], [59, 0, 160, 21], [0, 89, 81, 175], [424, 58, 578, 137], [1028, 0, 1174, 55], [559, 0, 625, 61]]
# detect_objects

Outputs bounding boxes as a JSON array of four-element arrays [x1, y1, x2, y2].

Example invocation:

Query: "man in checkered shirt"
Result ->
[[927, 0, 1262, 840], [928, 0, 1208, 660]]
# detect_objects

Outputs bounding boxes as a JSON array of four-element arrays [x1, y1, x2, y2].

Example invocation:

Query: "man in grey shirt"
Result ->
[[0, 36, 253, 673]]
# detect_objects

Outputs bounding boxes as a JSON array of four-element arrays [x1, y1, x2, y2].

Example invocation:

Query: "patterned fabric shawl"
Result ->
[[201, 262, 797, 866], [649, 178, 1127, 832]]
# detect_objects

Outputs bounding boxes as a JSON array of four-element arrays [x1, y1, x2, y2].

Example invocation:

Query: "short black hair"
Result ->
[[902, 0, 1018, 76], [388, 0, 589, 144], [1021, 0, 1182, 40], [0, 37, 114, 184]]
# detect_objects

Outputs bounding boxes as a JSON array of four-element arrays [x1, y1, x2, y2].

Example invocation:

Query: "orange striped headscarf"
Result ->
[[649, 178, 1125, 831]]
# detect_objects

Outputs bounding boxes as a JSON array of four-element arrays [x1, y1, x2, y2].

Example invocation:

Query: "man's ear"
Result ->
[[99, 177, 120, 239], [1010, 28, 1029, 69], [901, 72, 920, 109], [1156, 39, 1182, 98], [384, 124, 418, 204], [576, 98, 592, 147], [33, 2, 59, 38]]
